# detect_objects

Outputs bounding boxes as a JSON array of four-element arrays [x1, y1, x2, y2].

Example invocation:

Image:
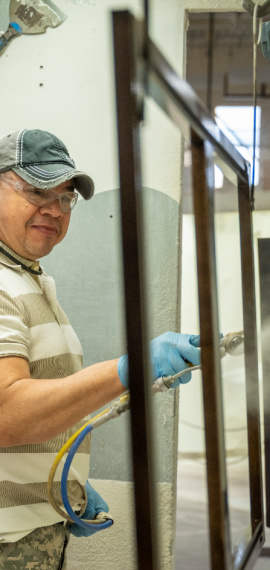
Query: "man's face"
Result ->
[[0, 171, 73, 260]]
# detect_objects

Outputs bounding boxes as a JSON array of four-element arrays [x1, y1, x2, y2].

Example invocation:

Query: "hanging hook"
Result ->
[[253, 0, 263, 44], [242, 0, 270, 18]]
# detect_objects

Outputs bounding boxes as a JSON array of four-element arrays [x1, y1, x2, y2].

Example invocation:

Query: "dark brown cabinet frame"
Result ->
[[112, 10, 264, 570]]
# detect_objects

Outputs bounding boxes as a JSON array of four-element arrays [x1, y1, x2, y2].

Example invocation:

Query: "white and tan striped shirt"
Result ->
[[0, 243, 91, 542]]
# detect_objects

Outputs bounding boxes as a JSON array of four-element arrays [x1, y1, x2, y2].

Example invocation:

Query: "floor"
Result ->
[[175, 459, 270, 570]]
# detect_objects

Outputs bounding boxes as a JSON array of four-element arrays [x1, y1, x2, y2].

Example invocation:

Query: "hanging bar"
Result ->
[[112, 10, 160, 570], [258, 238, 270, 528], [191, 131, 233, 570], [237, 179, 264, 534]]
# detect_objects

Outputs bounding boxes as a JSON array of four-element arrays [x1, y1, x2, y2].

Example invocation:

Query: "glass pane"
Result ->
[[214, 195, 251, 557], [178, 212, 210, 569], [179, 159, 252, 569]]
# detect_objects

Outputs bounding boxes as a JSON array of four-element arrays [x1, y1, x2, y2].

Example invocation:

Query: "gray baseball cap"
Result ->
[[0, 128, 95, 200]]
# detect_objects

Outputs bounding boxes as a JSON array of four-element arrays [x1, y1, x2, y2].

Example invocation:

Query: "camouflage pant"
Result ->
[[0, 523, 70, 570]]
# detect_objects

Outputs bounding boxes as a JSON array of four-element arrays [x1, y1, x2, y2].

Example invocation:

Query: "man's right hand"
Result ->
[[117, 332, 201, 389]]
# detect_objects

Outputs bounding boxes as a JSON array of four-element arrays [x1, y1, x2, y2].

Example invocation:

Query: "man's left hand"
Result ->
[[68, 481, 109, 538]]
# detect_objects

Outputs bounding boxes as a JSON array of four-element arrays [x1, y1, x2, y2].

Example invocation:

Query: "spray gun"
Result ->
[[220, 330, 244, 357], [155, 330, 245, 391], [47, 330, 245, 530]]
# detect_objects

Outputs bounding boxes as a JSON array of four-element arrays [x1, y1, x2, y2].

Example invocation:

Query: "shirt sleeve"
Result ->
[[0, 289, 30, 360]]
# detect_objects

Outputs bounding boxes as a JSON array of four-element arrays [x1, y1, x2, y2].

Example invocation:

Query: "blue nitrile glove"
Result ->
[[118, 332, 201, 389], [68, 481, 109, 538]]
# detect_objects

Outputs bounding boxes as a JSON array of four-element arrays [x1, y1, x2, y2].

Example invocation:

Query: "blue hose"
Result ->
[[61, 423, 113, 532]]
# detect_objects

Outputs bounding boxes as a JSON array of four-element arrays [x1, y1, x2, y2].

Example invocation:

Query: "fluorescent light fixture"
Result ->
[[215, 106, 261, 188], [214, 165, 224, 189]]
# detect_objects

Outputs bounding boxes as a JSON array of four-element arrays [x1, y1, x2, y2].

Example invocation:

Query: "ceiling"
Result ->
[[183, 11, 270, 212]]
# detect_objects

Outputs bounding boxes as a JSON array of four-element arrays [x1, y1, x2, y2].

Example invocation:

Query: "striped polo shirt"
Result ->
[[0, 243, 91, 542]]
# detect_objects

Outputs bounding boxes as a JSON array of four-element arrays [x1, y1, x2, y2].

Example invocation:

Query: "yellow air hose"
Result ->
[[47, 406, 111, 523]]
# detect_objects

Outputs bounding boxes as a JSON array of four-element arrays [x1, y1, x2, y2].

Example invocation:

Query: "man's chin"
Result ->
[[21, 240, 58, 260]]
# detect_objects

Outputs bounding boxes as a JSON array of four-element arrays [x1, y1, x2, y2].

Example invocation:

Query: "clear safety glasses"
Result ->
[[0, 174, 78, 213]]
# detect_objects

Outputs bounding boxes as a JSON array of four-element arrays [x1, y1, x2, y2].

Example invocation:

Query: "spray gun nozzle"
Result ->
[[220, 331, 244, 356]]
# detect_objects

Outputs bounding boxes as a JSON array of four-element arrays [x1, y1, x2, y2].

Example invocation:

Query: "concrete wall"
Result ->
[[0, 0, 186, 568]]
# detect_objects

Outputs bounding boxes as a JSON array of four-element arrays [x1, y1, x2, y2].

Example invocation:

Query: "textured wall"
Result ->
[[65, 480, 175, 570], [43, 188, 181, 568]]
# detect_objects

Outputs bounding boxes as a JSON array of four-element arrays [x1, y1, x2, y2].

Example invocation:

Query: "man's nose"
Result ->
[[39, 198, 64, 216]]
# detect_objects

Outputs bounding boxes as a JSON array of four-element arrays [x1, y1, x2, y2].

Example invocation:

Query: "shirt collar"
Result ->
[[0, 241, 42, 274]]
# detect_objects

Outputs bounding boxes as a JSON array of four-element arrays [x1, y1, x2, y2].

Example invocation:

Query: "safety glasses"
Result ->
[[0, 173, 78, 213]]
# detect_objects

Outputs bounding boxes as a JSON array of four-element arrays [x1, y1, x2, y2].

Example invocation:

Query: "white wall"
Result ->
[[0, 0, 183, 201], [0, 0, 141, 192]]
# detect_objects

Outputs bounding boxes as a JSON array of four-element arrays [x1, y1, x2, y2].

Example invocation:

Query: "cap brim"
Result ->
[[12, 163, 95, 200]]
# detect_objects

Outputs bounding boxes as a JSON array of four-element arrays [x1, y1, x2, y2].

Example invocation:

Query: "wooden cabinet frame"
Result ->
[[112, 10, 264, 569]]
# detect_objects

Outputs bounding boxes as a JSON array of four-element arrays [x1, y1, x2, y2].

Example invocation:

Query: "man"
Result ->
[[0, 128, 200, 569]]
